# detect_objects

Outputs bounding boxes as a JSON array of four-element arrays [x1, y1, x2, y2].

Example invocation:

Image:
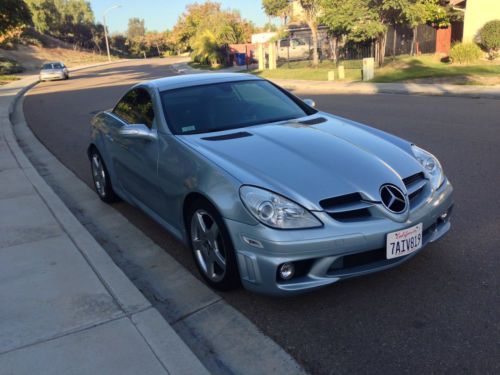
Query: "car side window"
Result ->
[[280, 39, 290, 48], [113, 88, 155, 128]]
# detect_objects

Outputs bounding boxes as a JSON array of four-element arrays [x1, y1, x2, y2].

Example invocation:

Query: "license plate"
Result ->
[[386, 223, 423, 259]]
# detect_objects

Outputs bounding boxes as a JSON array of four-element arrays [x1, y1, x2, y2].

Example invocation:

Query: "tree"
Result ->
[[321, 0, 384, 61], [169, 2, 222, 53], [91, 23, 105, 53], [478, 20, 500, 60], [0, 0, 32, 39], [169, 2, 254, 64], [298, 0, 322, 66], [55, 0, 94, 25], [127, 18, 145, 40], [191, 29, 223, 65], [262, 0, 291, 25], [110, 33, 129, 55], [25, 0, 61, 34]]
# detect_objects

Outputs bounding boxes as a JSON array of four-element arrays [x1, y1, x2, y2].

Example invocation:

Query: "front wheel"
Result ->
[[89, 148, 119, 203], [188, 200, 240, 291]]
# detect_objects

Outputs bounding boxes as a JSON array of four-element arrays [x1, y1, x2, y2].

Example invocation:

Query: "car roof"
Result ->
[[42, 62, 64, 67], [144, 73, 263, 92]]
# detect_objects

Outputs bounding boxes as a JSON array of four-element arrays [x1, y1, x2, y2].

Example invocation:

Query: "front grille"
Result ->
[[403, 172, 425, 186], [320, 173, 428, 223], [320, 193, 373, 222], [328, 208, 371, 221], [319, 193, 363, 209], [403, 172, 427, 207]]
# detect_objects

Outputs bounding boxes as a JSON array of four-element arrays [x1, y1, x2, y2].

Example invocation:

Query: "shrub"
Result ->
[[0, 58, 24, 75], [449, 42, 483, 64], [478, 20, 500, 60]]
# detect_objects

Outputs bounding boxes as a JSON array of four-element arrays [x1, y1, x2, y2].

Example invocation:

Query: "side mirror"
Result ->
[[119, 124, 156, 141], [303, 98, 316, 108]]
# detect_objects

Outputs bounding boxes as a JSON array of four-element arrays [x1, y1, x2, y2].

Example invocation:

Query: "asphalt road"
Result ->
[[24, 59, 500, 375]]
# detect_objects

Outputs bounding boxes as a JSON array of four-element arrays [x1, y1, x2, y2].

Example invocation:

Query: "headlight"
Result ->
[[411, 145, 444, 190], [239, 186, 322, 229]]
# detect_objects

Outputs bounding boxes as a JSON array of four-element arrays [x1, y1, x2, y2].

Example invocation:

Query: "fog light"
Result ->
[[279, 263, 295, 280], [440, 209, 450, 221]]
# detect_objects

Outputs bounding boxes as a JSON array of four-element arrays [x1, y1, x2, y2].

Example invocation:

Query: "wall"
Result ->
[[463, 0, 500, 42]]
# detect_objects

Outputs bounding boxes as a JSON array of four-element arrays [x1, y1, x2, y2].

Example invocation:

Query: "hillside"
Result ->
[[0, 30, 119, 75], [0, 44, 114, 72]]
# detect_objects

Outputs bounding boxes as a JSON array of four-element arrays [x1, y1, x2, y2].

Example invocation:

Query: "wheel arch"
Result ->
[[182, 192, 219, 233], [87, 143, 98, 160]]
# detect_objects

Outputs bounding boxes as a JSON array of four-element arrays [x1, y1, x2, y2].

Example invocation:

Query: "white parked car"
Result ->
[[39, 62, 69, 81]]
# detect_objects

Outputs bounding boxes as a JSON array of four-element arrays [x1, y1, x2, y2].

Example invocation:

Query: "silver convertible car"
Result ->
[[88, 73, 453, 295]]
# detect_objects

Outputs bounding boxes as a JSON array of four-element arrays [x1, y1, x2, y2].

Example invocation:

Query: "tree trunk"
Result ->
[[377, 31, 388, 66], [332, 36, 338, 63], [410, 27, 418, 56], [309, 21, 319, 66], [392, 27, 397, 60]]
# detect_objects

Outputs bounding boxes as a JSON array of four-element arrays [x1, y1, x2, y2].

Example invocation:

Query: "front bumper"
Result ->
[[225, 179, 454, 296], [40, 72, 66, 81]]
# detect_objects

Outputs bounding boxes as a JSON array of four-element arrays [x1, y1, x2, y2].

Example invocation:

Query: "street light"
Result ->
[[103, 5, 122, 62]]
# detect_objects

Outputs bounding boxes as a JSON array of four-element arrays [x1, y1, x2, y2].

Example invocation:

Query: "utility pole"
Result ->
[[103, 5, 122, 62]]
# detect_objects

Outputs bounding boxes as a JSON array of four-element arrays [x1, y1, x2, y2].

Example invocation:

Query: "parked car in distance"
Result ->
[[88, 73, 453, 296], [277, 38, 320, 61], [39, 62, 69, 81]]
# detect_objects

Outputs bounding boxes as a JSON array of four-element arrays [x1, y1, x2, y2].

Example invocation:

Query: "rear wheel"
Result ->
[[188, 200, 240, 291], [89, 148, 119, 203]]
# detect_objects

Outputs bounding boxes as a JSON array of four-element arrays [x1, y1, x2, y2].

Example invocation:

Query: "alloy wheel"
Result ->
[[91, 153, 106, 198], [190, 209, 227, 282]]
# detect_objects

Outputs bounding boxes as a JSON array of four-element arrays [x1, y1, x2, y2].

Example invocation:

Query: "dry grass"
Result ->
[[0, 44, 117, 72]]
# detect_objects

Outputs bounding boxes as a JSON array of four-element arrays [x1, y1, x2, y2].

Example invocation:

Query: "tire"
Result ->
[[89, 147, 119, 203], [187, 199, 240, 291]]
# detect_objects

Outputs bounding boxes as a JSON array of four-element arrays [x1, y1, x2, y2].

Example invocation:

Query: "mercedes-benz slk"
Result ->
[[88, 73, 453, 295]]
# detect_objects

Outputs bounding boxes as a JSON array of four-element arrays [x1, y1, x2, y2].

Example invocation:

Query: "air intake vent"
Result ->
[[202, 131, 252, 141], [298, 117, 327, 125]]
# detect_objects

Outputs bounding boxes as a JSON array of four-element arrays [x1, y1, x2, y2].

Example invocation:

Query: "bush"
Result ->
[[449, 42, 483, 64], [0, 58, 24, 75], [478, 20, 500, 59]]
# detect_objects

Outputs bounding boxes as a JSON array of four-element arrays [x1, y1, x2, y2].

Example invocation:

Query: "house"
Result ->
[[455, 0, 500, 42]]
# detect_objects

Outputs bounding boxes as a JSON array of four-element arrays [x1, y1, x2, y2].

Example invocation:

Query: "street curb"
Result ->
[[1, 63, 209, 374], [271, 79, 500, 100]]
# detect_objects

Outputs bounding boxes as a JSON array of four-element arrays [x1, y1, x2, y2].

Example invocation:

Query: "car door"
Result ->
[[109, 87, 162, 212], [278, 39, 290, 59]]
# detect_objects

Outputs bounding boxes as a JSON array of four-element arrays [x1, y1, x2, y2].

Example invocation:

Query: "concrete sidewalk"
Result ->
[[0, 73, 208, 373], [176, 62, 500, 99]]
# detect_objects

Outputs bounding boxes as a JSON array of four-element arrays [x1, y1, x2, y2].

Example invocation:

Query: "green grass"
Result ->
[[189, 54, 500, 84], [0, 75, 20, 86], [372, 55, 500, 83], [252, 60, 362, 81]]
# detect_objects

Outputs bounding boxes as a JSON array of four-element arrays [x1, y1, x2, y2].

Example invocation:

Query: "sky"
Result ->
[[89, 0, 268, 34]]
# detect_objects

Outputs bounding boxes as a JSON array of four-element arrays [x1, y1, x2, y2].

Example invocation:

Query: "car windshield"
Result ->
[[160, 80, 316, 135], [43, 63, 63, 70]]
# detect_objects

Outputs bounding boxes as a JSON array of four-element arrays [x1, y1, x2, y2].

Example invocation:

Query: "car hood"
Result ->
[[178, 114, 423, 211]]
